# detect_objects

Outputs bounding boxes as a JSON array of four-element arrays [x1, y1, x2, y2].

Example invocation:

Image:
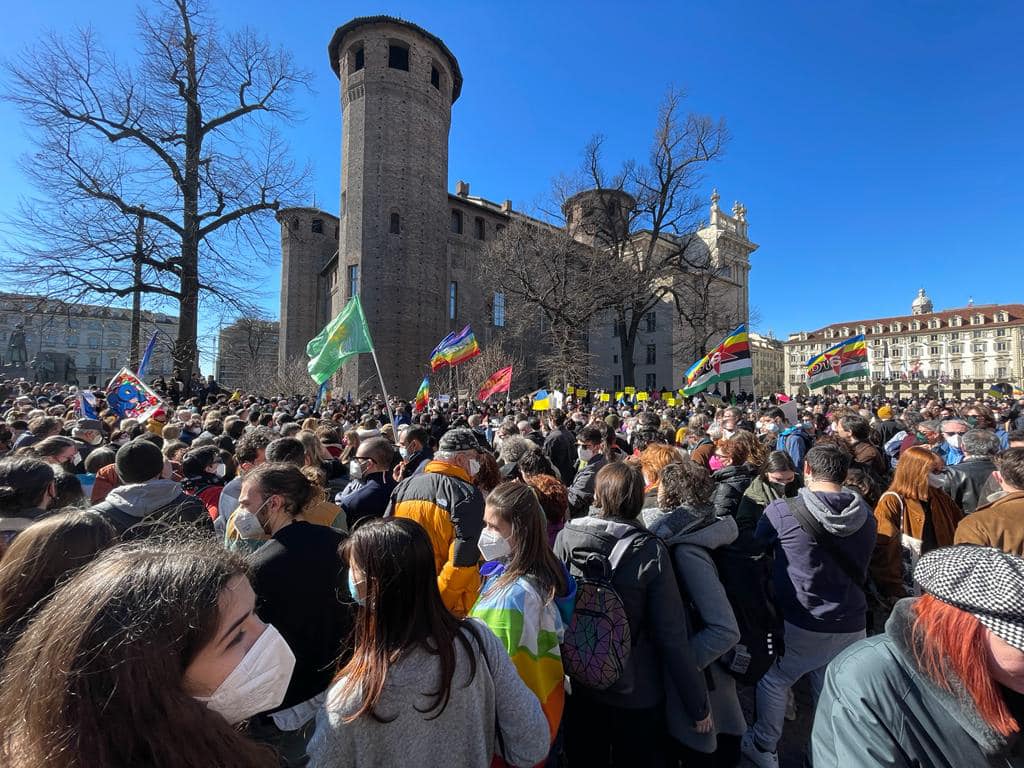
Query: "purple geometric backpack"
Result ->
[[561, 531, 646, 690]]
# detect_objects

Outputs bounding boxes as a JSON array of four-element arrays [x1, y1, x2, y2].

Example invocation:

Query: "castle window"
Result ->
[[389, 212, 401, 235], [290, 218, 298, 230], [347, 265, 359, 298], [388, 43, 409, 71], [351, 45, 364, 73], [450, 209, 463, 235], [646, 345, 656, 365], [341, 192, 346, 217], [645, 312, 656, 332], [492, 292, 505, 327], [474, 217, 485, 240], [311, 219, 323, 234], [430, 65, 440, 90], [645, 373, 657, 390], [448, 281, 458, 320]]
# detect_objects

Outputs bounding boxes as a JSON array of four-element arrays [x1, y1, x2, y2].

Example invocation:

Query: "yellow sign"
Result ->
[[614, 391, 624, 401], [624, 386, 636, 395], [576, 388, 588, 397], [667, 397, 677, 406], [637, 392, 649, 401], [661, 391, 672, 400], [599, 393, 611, 402]]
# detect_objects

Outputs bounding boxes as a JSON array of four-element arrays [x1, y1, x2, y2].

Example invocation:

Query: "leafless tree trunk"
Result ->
[[3, 0, 310, 378]]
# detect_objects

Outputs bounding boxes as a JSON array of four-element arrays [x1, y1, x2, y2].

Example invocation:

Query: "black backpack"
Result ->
[[711, 546, 784, 685]]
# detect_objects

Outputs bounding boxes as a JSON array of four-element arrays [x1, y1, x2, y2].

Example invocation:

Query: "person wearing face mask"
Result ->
[[89, 439, 211, 541], [0, 457, 57, 559], [566, 425, 609, 519], [240, 463, 354, 764], [812, 546, 1024, 768], [0, 538, 289, 768], [309, 517, 550, 768], [469, 482, 576, 760], [393, 426, 433, 481], [964, 403, 1010, 450], [387, 427, 486, 617], [336, 437, 397, 528], [709, 438, 759, 522], [870, 446, 963, 609], [936, 418, 969, 466], [735, 450, 803, 546], [181, 445, 227, 519], [70, 417, 105, 464], [30, 435, 83, 475]]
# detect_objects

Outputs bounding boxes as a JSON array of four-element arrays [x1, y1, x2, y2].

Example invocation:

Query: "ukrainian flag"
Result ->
[[532, 389, 550, 411]]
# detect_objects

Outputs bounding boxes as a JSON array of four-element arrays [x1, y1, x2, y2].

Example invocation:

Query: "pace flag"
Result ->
[[682, 325, 753, 395], [477, 365, 513, 401], [430, 325, 481, 370], [105, 368, 162, 422], [306, 296, 375, 386], [414, 377, 430, 413], [805, 335, 868, 390], [1014, 385, 1024, 398]]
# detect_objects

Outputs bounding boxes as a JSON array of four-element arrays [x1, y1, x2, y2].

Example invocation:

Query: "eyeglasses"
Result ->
[[942, 431, 966, 436]]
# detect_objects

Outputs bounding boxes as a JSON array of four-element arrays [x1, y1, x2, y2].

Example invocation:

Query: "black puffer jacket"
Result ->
[[711, 464, 758, 520]]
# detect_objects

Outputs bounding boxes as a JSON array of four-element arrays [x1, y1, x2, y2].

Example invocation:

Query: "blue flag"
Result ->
[[314, 381, 328, 412], [78, 391, 99, 420], [137, 332, 158, 378]]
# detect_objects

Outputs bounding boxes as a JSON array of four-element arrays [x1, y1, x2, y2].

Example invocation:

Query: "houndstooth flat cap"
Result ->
[[914, 545, 1024, 652]]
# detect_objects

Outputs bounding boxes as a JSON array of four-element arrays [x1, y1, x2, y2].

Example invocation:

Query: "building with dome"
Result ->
[[276, 16, 754, 398], [782, 290, 1024, 397]]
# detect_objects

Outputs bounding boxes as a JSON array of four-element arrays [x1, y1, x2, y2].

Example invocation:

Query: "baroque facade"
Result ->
[[783, 289, 1024, 397], [0, 293, 176, 385], [749, 331, 785, 396], [278, 16, 753, 398]]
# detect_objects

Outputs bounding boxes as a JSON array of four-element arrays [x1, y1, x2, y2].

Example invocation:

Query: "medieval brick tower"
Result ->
[[326, 17, 463, 398]]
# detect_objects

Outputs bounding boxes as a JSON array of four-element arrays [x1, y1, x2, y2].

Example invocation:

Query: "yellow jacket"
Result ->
[[387, 460, 485, 617]]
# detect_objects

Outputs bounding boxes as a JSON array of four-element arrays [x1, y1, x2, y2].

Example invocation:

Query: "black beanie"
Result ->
[[116, 439, 165, 484]]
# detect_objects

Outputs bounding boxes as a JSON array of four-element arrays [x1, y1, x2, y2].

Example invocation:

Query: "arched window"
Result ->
[[430, 65, 440, 90], [389, 212, 401, 234], [388, 42, 409, 71], [350, 45, 364, 73], [450, 209, 463, 235]]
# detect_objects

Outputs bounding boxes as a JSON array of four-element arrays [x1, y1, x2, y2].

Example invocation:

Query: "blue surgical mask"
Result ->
[[347, 569, 366, 606]]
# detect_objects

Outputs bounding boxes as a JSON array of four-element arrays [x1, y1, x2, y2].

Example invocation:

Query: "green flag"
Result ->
[[306, 296, 375, 385]]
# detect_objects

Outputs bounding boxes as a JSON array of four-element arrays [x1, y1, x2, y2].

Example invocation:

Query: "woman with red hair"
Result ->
[[813, 546, 1024, 767], [870, 445, 963, 601]]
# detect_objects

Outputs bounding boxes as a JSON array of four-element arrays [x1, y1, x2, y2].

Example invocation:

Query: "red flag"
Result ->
[[775, 392, 791, 403], [477, 366, 513, 401]]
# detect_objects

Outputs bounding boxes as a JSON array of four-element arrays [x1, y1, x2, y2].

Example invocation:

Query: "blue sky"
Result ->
[[2, 1, 1022, 369]]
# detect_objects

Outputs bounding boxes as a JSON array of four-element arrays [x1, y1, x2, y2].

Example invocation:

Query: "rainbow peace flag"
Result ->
[[682, 324, 752, 395], [806, 335, 868, 390], [429, 325, 481, 370], [1014, 385, 1024, 398], [414, 376, 430, 413]]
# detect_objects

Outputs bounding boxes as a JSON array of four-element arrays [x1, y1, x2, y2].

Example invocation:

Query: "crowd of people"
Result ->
[[1, 371, 1024, 767]]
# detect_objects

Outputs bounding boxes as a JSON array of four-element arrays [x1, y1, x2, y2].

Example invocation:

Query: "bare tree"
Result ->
[[477, 220, 608, 390], [568, 88, 729, 387], [3, 0, 310, 377]]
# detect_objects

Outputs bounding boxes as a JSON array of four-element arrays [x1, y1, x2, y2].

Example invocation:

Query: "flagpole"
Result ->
[[368, 346, 397, 430]]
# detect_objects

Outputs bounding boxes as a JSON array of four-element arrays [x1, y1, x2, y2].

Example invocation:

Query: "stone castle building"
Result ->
[[278, 16, 754, 398], [783, 289, 1024, 397]]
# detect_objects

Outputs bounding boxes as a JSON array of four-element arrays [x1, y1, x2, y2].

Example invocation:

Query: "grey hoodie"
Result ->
[[104, 480, 192, 518], [92, 480, 211, 539], [798, 486, 871, 536]]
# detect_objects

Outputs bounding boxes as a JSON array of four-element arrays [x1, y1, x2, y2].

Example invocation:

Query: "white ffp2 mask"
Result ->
[[478, 527, 512, 562], [195, 623, 295, 724]]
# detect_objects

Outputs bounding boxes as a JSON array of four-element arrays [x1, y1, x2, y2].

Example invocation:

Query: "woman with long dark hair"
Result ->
[[0, 456, 56, 559], [735, 450, 802, 541], [0, 536, 292, 768], [555, 462, 711, 767], [470, 482, 576, 760], [308, 517, 549, 768], [0, 510, 115, 663]]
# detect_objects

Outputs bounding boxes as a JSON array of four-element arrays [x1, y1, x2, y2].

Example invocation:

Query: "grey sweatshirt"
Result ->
[[307, 619, 549, 768]]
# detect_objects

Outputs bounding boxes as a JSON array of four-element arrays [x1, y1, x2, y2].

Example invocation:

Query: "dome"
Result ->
[[911, 288, 933, 315]]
